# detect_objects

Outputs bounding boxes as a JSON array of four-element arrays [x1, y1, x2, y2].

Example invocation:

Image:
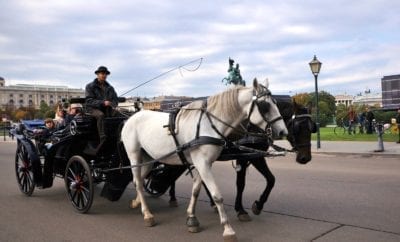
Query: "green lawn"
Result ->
[[312, 127, 399, 142]]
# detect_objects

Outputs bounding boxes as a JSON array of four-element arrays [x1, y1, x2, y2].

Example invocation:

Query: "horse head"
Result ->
[[246, 78, 288, 139], [286, 100, 316, 164]]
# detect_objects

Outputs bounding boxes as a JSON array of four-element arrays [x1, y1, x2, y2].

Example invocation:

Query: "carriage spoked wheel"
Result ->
[[15, 144, 35, 196], [65, 155, 94, 213], [143, 177, 164, 197]]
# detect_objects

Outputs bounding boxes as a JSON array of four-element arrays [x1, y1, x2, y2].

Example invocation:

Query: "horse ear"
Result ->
[[292, 99, 299, 113], [263, 78, 269, 88], [253, 78, 258, 89]]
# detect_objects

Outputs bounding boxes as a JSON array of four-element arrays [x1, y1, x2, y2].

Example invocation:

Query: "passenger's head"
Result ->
[[69, 103, 83, 115], [45, 118, 55, 129]]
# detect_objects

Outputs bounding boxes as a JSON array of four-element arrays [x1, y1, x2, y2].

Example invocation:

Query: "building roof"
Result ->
[[382, 74, 400, 80]]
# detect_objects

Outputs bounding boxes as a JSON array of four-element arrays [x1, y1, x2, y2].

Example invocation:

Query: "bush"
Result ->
[[373, 110, 396, 123]]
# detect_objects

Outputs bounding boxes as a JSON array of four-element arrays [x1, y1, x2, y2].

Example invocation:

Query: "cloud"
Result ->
[[0, 0, 399, 99]]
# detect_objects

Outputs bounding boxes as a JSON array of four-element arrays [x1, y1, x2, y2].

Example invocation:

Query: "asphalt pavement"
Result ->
[[0, 138, 399, 242]]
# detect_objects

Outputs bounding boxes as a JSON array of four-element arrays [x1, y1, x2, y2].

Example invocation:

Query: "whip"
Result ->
[[120, 57, 203, 97]]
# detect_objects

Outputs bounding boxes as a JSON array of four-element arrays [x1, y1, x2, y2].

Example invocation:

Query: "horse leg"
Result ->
[[234, 159, 252, 221], [194, 160, 237, 242], [128, 151, 155, 227], [202, 182, 217, 211], [168, 182, 178, 207], [186, 169, 202, 233], [251, 157, 275, 215], [130, 163, 152, 209]]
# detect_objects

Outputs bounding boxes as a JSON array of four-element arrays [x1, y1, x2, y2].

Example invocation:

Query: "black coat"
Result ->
[[85, 79, 118, 112]]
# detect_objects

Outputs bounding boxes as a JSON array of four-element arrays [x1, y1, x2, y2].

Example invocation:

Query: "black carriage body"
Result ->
[[12, 114, 133, 202]]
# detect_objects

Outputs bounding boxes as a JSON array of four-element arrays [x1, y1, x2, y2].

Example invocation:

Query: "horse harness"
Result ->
[[103, 87, 285, 173], [165, 86, 285, 173]]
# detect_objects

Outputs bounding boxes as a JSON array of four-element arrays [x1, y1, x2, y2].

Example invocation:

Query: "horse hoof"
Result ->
[[188, 226, 201, 233], [144, 217, 156, 227], [223, 234, 238, 242], [187, 216, 200, 233], [237, 213, 252, 222], [169, 200, 178, 207], [252, 201, 261, 215]]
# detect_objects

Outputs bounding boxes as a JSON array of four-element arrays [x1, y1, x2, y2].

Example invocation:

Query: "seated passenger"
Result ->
[[65, 103, 83, 126], [33, 118, 57, 153], [54, 104, 66, 129]]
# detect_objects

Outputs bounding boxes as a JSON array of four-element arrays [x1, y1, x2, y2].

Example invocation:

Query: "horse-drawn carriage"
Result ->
[[11, 79, 315, 242], [11, 98, 133, 213]]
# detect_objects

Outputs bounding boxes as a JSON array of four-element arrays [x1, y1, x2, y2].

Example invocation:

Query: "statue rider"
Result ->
[[223, 58, 246, 86]]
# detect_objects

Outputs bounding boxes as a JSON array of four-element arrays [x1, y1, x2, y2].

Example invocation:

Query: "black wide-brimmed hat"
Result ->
[[94, 66, 110, 75]]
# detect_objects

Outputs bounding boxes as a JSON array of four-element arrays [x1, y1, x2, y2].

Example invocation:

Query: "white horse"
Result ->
[[121, 79, 287, 242]]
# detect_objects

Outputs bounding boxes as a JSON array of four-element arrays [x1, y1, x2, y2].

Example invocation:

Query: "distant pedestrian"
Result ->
[[358, 112, 365, 134], [396, 108, 400, 144], [347, 106, 356, 134], [365, 107, 375, 134]]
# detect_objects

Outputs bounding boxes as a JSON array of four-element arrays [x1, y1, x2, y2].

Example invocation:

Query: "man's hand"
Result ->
[[104, 100, 112, 106]]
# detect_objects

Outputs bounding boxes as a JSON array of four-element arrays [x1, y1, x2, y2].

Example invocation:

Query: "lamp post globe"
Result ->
[[309, 55, 322, 149]]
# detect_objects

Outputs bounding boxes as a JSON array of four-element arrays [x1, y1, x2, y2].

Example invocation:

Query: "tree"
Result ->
[[36, 101, 51, 119], [293, 91, 336, 127], [292, 93, 312, 106], [14, 110, 28, 121]]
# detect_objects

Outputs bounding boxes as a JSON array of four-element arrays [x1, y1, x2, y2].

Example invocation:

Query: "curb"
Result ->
[[313, 151, 400, 158]]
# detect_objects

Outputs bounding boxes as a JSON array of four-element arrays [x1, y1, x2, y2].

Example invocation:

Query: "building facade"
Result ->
[[0, 77, 84, 110], [381, 74, 400, 110], [334, 94, 353, 106], [352, 92, 382, 107]]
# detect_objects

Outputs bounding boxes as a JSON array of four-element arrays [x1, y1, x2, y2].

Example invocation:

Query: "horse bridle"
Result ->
[[247, 85, 283, 132], [287, 113, 316, 150]]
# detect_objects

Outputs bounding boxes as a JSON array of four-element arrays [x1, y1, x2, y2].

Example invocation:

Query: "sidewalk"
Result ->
[[274, 139, 400, 158]]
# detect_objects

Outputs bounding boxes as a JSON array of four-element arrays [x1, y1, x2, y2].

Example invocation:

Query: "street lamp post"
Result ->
[[309, 55, 322, 149]]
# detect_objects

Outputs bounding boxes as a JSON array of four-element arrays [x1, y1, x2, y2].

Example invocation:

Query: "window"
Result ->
[[19, 94, 23, 97], [50, 95, 53, 99], [41, 95, 45, 98], [19, 99, 24, 104], [9, 94, 13, 97], [29, 100, 33, 105], [29, 95, 32, 98]]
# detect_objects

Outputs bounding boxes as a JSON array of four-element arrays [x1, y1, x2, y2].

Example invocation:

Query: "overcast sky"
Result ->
[[1, 0, 399, 98]]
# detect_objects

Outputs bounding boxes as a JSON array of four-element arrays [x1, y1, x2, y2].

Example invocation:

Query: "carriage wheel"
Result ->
[[144, 177, 164, 197], [65, 155, 94, 213], [15, 144, 35, 196]]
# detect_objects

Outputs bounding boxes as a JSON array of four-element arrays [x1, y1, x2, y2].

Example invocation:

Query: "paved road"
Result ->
[[1, 140, 399, 242]]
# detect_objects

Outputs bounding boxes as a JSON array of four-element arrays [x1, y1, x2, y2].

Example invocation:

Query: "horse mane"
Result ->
[[175, 86, 246, 134], [206, 86, 244, 121], [276, 100, 294, 122]]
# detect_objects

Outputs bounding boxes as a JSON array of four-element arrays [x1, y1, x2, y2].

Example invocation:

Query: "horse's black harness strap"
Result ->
[[166, 110, 193, 173]]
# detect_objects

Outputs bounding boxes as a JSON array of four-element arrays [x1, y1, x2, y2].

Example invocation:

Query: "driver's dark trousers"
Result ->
[[90, 109, 106, 141]]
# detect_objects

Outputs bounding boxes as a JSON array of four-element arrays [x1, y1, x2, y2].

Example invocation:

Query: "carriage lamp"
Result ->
[[309, 55, 322, 149]]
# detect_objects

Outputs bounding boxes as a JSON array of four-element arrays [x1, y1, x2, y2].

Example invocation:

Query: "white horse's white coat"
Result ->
[[121, 79, 287, 241]]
